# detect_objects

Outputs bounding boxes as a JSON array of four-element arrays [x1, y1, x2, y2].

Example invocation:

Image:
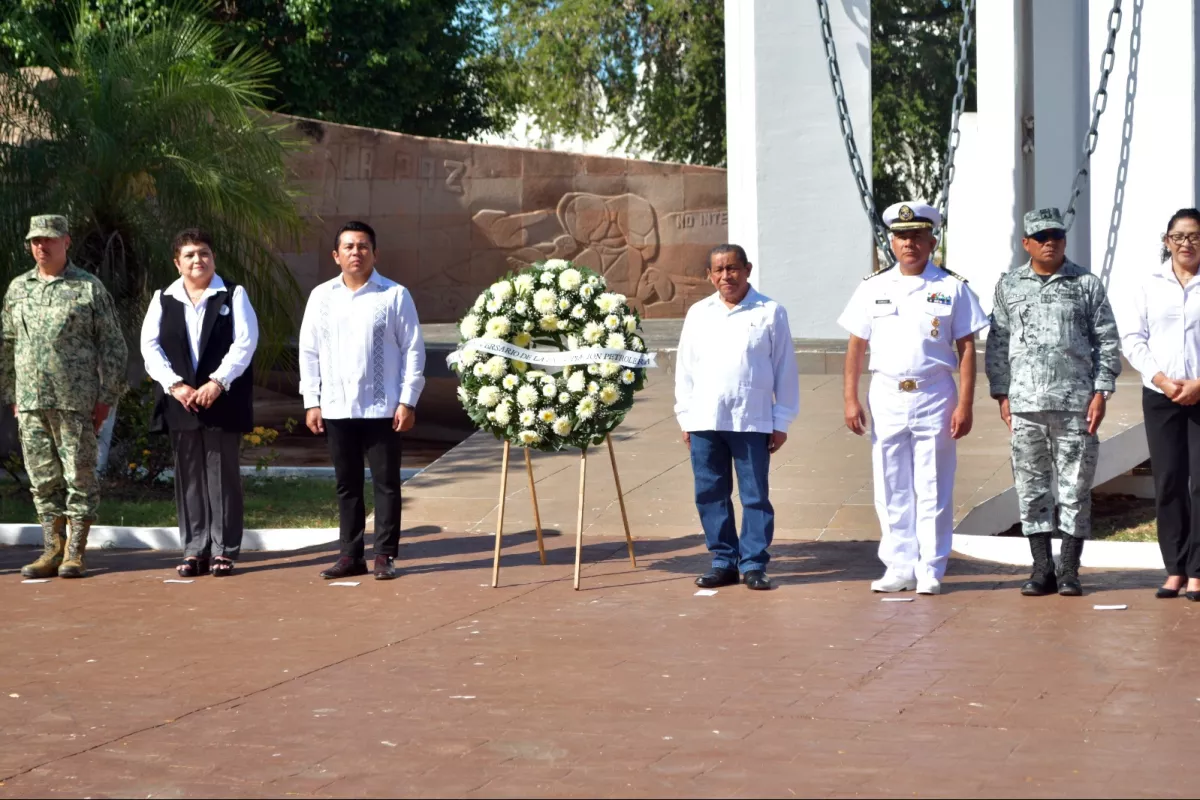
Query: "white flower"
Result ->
[[541, 374, 557, 385], [576, 396, 597, 420], [541, 383, 557, 398], [620, 369, 636, 385], [539, 271, 556, 285], [570, 304, 586, 320], [588, 381, 600, 394], [502, 374, 519, 390], [513, 331, 532, 348], [567, 371, 586, 393], [539, 315, 560, 332], [587, 364, 599, 375], [485, 356, 507, 380], [605, 333, 626, 350], [514, 299, 529, 315], [518, 429, 541, 446], [460, 314, 481, 339], [579, 284, 595, 301], [595, 293, 622, 313], [558, 268, 583, 291], [458, 346, 480, 366], [472, 363, 486, 378], [630, 336, 645, 352], [516, 385, 539, 407], [472, 294, 486, 312], [558, 297, 570, 312], [558, 392, 572, 405], [599, 384, 620, 406], [477, 386, 501, 408], [604, 314, 620, 330], [587, 275, 600, 286], [523, 321, 534, 332], [544, 258, 569, 270], [556, 318, 569, 330], [485, 297, 502, 314], [490, 280, 514, 302], [526, 370, 545, 381], [552, 417, 573, 436], [494, 402, 512, 425], [519, 409, 535, 426], [533, 288, 557, 314], [582, 321, 605, 344], [456, 386, 468, 403], [599, 362, 620, 378], [484, 316, 511, 339], [512, 360, 528, 373], [514, 273, 536, 295], [538, 408, 557, 424], [624, 315, 638, 334], [566, 334, 580, 350]]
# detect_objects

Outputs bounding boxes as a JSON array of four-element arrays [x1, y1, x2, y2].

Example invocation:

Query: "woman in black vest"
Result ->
[[139, 229, 259, 577]]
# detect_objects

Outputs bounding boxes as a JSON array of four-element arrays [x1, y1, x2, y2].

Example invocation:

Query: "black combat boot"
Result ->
[[1057, 534, 1084, 596], [1021, 533, 1058, 596]]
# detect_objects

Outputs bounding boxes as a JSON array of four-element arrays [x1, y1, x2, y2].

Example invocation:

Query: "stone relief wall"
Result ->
[[281, 115, 726, 323]]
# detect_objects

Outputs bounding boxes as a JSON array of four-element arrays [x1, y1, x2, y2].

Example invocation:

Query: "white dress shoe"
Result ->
[[916, 579, 942, 595], [871, 575, 916, 593]]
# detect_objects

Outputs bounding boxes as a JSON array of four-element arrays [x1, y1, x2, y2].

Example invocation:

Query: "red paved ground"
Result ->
[[0, 532, 1192, 799]]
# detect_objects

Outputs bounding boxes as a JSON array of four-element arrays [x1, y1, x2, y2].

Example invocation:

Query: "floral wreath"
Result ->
[[450, 259, 651, 452]]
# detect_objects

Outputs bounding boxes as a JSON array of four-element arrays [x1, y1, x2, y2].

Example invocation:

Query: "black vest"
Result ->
[[150, 282, 254, 433]]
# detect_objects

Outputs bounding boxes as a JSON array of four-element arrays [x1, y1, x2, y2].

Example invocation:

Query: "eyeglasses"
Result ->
[[1028, 230, 1066, 243], [1166, 233, 1200, 245]]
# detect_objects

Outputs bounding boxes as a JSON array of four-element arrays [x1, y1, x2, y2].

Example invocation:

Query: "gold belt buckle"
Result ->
[[899, 379, 917, 392]]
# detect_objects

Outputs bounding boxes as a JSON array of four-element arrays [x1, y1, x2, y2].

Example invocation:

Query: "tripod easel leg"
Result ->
[[524, 447, 546, 565], [491, 441, 512, 588], [573, 448, 587, 590], [606, 435, 637, 568]]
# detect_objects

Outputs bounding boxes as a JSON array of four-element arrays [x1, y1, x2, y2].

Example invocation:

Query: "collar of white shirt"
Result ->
[[164, 274, 228, 304], [331, 268, 387, 294], [703, 285, 765, 313]]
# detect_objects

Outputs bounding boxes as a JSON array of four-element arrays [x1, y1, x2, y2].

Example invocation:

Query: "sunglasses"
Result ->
[[1028, 229, 1066, 243]]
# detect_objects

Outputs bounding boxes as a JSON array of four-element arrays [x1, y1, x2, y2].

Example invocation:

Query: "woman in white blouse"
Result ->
[[1118, 208, 1200, 600]]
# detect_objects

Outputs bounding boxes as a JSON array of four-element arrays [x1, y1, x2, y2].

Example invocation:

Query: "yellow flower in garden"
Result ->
[[128, 462, 137, 470], [248, 434, 262, 445], [142, 449, 151, 456]]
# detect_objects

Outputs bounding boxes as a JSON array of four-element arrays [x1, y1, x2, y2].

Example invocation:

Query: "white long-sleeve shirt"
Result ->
[[1116, 261, 1200, 393], [674, 287, 800, 433], [299, 269, 426, 419], [140, 275, 259, 392]]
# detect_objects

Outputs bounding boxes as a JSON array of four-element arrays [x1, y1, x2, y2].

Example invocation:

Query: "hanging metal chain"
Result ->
[[1063, 0, 1123, 231], [816, 0, 894, 264], [934, 0, 976, 228]]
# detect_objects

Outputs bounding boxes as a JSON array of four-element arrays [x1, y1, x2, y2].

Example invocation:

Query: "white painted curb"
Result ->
[[951, 533, 1164, 570]]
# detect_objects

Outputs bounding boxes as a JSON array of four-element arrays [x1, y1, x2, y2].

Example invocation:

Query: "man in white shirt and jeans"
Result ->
[[675, 244, 800, 591], [299, 221, 426, 581]]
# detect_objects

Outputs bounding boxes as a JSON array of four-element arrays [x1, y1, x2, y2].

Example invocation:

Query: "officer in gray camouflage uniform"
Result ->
[[985, 208, 1121, 597], [2, 215, 128, 579]]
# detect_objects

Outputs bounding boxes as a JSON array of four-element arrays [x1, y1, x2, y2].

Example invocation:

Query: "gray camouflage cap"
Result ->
[[1023, 208, 1066, 237], [25, 214, 69, 240]]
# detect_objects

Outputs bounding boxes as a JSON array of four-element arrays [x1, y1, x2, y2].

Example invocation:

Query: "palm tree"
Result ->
[[0, 0, 306, 369]]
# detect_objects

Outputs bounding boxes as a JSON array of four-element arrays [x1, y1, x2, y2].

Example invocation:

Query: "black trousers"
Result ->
[[1143, 387, 1200, 578], [171, 428, 244, 560], [325, 418, 402, 561]]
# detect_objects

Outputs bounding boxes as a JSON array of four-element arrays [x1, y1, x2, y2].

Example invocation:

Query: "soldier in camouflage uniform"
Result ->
[[2, 215, 128, 579], [985, 208, 1122, 597]]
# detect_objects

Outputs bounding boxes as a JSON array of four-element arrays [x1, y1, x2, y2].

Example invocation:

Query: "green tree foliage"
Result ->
[[490, 0, 725, 166], [0, 0, 305, 368], [1, 0, 514, 140], [871, 0, 976, 209]]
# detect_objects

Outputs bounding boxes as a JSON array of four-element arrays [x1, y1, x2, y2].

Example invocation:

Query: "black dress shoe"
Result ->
[[373, 555, 397, 581], [744, 570, 771, 591], [320, 557, 369, 580], [1058, 577, 1083, 597], [1156, 587, 1182, 599], [695, 567, 739, 589], [1186, 591, 1200, 603]]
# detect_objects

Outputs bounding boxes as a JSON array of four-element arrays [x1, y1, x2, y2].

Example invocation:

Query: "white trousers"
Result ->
[[867, 372, 958, 582]]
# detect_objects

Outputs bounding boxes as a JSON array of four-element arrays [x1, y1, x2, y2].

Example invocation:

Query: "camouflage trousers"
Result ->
[[17, 409, 100, 522], [1011, 411, 1098, 539]]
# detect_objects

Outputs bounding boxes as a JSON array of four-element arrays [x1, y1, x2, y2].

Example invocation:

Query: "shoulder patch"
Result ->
[[940, 266, 968, 283], [864, 265, 895, 281]]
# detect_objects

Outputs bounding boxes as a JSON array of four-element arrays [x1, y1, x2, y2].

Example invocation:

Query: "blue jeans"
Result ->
[[689, 430, 774, 572]]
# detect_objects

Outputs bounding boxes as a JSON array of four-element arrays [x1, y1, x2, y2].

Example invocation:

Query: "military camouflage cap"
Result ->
[[25, 215, 69, 240], [1023, 208, 1066, 237]]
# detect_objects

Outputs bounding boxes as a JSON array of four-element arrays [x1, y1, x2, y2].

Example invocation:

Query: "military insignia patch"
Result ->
[[926, 292, 952, 305], [898, 205, 914, 222]]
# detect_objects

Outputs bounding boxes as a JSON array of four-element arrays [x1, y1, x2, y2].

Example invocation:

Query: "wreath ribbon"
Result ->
[[448, 338, 658, 370]]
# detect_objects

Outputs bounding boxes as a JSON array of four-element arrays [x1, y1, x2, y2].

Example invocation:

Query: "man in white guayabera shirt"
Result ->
[[675, 244, 800, 591], [299, 221, 426, 582]]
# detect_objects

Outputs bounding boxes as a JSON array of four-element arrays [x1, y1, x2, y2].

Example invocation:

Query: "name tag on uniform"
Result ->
[[875, 299, 892, 304]]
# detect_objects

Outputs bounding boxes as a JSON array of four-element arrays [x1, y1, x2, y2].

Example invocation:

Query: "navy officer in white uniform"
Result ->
[[838, 202, 989, 594]]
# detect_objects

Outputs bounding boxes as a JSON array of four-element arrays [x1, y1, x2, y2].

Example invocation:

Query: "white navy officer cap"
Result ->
[[882, 202, 942, 233]]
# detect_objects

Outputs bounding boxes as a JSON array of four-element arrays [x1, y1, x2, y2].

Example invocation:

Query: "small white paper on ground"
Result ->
[[329, 581, 361, 587], [694, 589, 719, 597], [163, 579, 194, 584], [22, 579, 51, 584], [1093, 604, 1128, 611], [882, 597, 914, 603]]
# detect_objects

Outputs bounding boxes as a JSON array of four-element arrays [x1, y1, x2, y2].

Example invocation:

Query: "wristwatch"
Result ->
[[1096, 390, 1112, 400]]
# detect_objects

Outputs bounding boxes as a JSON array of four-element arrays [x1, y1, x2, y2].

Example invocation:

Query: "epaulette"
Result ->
[[864, 265, 895, 281], [940, 266, 968, 283]]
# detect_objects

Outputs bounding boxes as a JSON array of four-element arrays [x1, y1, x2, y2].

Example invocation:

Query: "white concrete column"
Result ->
[[725, 0, 873, 339], [1088, 0, 1197, 302], [1032, 0, 1090, 266]]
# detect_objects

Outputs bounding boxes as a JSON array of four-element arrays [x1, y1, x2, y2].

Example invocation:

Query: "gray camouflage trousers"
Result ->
[[1011, 411, 1098, 539]]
